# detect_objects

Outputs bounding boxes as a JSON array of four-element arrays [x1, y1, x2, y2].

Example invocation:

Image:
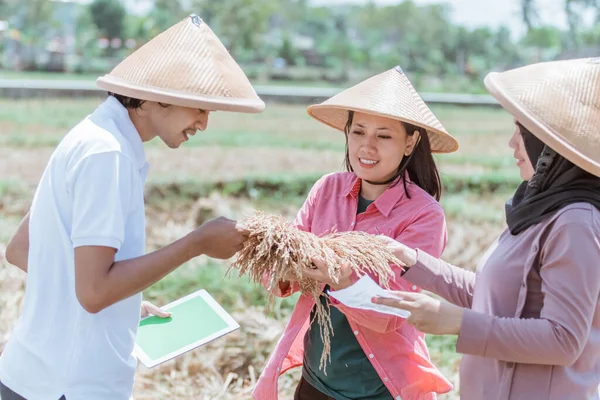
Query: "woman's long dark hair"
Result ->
[[343, 111, 442, 201]]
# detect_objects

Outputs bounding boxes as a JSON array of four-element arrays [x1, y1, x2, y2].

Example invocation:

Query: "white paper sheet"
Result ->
[[328, 275, 411, 318]]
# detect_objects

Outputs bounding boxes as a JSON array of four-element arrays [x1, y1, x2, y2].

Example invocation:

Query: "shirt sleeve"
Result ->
[[403, 249, 477, 309], [334, 202, 450, 333], [67, 151, 136, 250], [456, 221, 600, 365], [401, 201, 477, 308]]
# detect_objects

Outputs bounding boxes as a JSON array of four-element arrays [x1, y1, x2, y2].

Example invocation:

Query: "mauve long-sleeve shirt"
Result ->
[[404, 203, 600, 400]]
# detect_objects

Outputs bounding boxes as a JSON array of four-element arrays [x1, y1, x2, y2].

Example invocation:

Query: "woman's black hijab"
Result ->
[[505, 123, 600, 235]]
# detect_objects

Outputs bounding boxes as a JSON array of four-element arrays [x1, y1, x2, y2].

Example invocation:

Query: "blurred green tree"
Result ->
[[190, 0, 282, 61], [1, 0, 54, 70], [146, 0, 187, 36], [89, 0, 125, 40], [521, 0, 538, 32], [521, 0, 600, 49], [4, 0, 54, 45]]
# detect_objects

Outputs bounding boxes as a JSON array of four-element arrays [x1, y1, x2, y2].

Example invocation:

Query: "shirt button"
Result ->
[[411, 285, 417, 291], [506, 362, 514, 368], [369, 354, 374, 359], [350, 222, 355, 227], [395, 396, 402, 400], [384, 377, 389, 382], [532, 245, 538, 252], [353, 330, 359, 336]]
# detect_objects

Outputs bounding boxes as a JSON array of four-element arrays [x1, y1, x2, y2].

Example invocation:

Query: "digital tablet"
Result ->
[[134, 289, 239, 368]]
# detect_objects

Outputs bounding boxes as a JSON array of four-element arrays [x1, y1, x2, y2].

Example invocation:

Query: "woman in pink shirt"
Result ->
[[374, 59, 600, 399], [252, 66, 459, 400]]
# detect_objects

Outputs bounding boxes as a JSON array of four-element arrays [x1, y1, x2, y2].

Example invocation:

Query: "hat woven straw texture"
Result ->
[[307, 66, 459, 153], [97, 14, 264, 113], [485, 57, 600, 177]]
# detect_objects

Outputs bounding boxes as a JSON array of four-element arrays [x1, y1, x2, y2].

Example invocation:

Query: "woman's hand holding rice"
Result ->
[[301, 257, 354, 290]]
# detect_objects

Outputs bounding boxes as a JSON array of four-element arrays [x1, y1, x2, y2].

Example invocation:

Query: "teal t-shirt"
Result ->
[[302, 195, 393, 399]]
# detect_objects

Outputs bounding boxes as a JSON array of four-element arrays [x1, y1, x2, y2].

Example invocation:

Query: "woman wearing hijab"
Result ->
[[371, 57, 600, 399]]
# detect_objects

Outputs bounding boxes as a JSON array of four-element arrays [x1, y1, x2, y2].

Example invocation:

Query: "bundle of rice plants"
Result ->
[[230, 212, 402, 372]]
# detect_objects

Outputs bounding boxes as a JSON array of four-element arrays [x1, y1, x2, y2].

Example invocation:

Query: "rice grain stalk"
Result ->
[[229, 212, 403, 372]]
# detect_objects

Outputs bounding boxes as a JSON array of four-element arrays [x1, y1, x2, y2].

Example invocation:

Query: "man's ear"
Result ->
[[405, 130, 421, 156], [132, 101, 151, 118]]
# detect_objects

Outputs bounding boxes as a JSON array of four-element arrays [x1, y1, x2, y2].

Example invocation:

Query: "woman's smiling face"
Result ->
[[347, 112, 418, 183]]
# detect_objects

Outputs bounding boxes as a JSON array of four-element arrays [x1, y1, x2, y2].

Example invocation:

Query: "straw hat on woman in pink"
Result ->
[[308, 66, 458, 154]]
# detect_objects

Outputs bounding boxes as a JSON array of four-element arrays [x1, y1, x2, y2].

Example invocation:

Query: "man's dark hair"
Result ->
[[108, 92, 146, 109], [108, 93, 170, 109]]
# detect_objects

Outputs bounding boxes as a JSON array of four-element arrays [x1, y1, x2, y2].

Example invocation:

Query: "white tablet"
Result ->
[[134, 290, 239, 368]]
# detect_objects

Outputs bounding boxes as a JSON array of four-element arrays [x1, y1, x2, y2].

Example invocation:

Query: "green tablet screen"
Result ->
[[135, 290, 239, 367]]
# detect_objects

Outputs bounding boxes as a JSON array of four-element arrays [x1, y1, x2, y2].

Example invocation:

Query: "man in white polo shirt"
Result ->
[[0, 15, 265, 400]]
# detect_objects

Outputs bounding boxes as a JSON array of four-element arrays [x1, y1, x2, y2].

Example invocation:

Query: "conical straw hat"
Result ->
[[97, 14, 264, 113], [485, 57, 600, 177], [307, 66, 459, 153]]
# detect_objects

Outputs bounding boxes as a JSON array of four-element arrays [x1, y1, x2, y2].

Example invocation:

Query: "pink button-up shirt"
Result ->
[[253, 172, 453, 400]]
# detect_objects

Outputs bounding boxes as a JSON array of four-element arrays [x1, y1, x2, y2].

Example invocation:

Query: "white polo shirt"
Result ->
[[0, 97, 148, 400]]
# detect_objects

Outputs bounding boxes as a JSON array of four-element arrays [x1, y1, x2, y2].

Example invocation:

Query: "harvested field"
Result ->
[[0, 99, 516, 399]]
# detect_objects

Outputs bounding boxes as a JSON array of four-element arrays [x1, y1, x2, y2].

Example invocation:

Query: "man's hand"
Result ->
[[192, 217, 249, 259], [140, 301, 172, 318]]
